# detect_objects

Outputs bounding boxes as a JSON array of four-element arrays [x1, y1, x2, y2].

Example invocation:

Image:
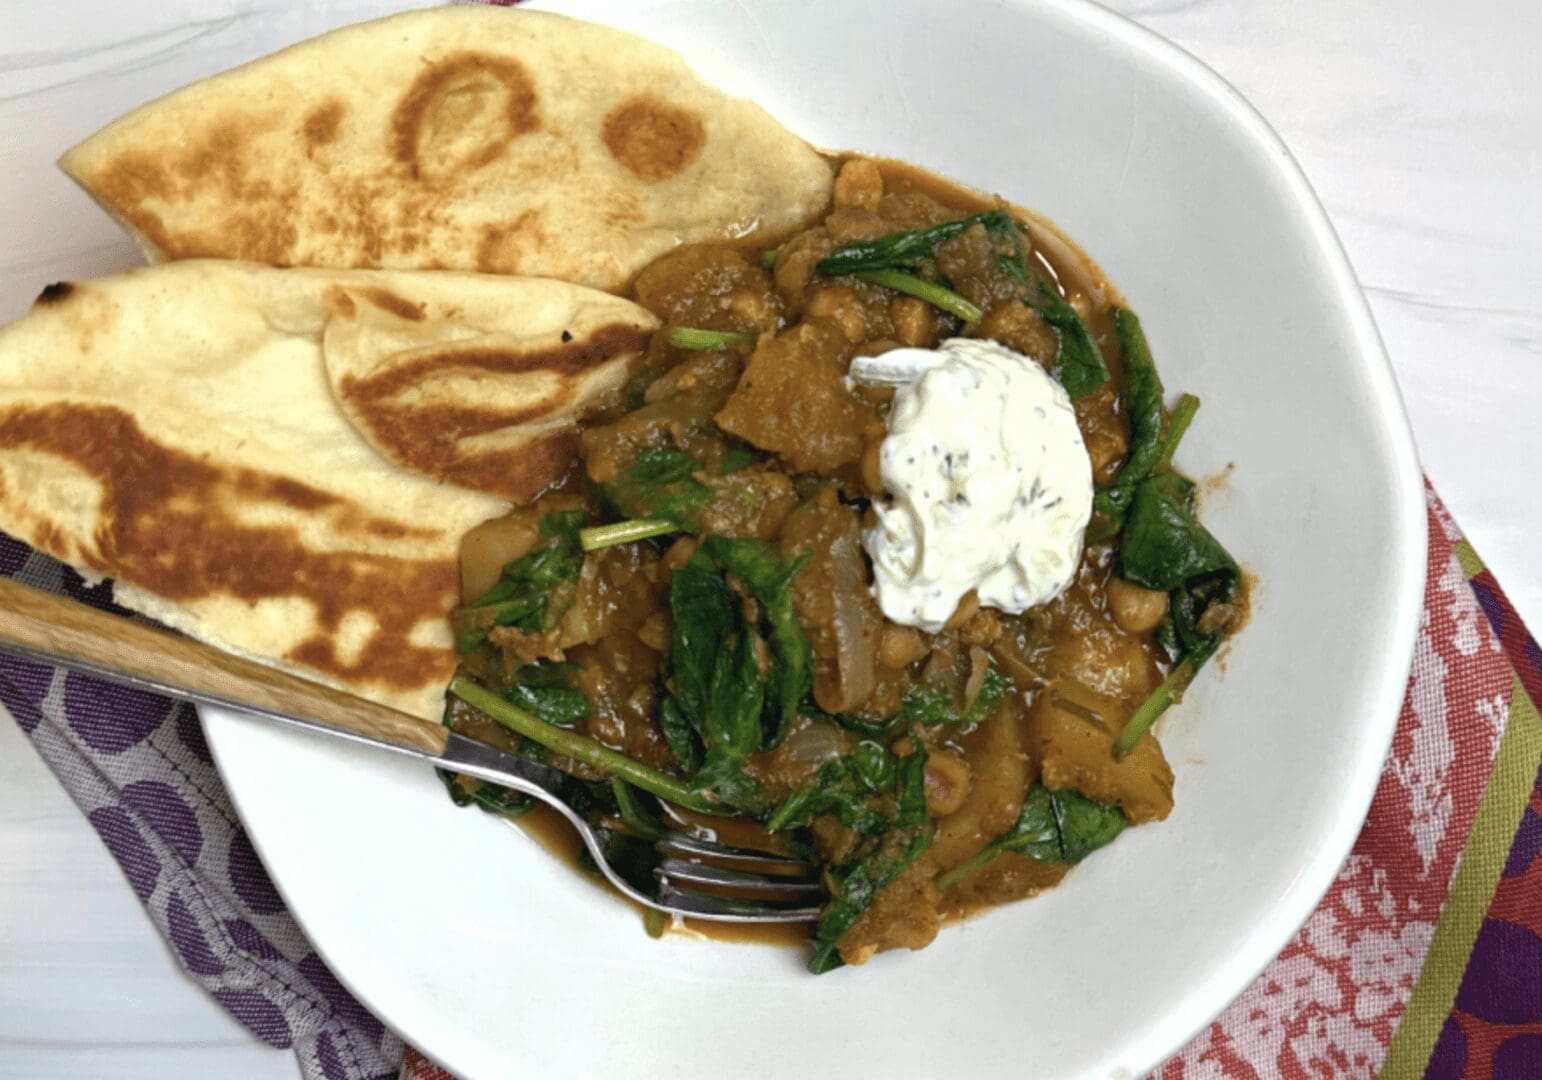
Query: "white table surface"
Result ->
[[0, 1, 1537, 1076]]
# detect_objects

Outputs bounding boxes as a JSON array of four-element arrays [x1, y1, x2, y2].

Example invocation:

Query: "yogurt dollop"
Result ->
[[851, 338, 1093, 632]]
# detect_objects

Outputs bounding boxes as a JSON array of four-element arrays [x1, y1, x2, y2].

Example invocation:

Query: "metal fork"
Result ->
[[0, 578, 822, 923]]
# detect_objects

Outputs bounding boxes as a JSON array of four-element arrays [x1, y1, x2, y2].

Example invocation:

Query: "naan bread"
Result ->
[[0, 261, 657, 720], [59, 7, 833, 292]]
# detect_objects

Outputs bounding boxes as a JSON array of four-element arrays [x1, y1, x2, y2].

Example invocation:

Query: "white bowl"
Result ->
[[203, 1, 1425, 1076]]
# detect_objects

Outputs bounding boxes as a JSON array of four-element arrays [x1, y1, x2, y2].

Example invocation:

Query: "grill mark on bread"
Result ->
[[303, 100, 344, 147], [0, 402, 456, 691], [334, 322, 650, 501], [357, 286, 427, 322], [602, 97, 705, 181], [391, 52, 540, 182]]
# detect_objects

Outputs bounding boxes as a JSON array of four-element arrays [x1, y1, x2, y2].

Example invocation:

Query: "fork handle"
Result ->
[[0, 577, 448, 756]]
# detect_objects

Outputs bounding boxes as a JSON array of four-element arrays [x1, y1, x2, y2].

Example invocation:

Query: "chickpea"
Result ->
[[1107, 577, 1169, 634], [879, 625, 928, 668], [889, 295, 937, 347], [924, 752, 972, 818], [833, 157, 884, 210]]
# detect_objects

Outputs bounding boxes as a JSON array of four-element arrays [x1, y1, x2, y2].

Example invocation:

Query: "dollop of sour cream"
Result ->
[[852, 338, 1093, 632]]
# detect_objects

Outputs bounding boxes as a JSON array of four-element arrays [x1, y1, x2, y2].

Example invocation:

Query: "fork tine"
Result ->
[[655, 830, 815, 874], [657, 857, 825, 897], [655, 882, 821, 921]]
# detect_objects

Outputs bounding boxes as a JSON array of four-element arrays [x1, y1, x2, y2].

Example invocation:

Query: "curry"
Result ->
[[441, 157, 1244, 973]]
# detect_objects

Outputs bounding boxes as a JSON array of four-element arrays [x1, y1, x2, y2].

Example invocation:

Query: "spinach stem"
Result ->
[[611, 778, 666, 840], [667, 327, 754, 350], [937, 847, 996, 890], [855, 269, 982, 332], [579, 518, 677, 552], [1157, 393, 1201, 468], [1114, 658, 1195, 757], [448, 678, 722, 814]]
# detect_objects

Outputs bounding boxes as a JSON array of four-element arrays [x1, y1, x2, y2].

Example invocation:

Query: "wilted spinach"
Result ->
[[452, 509, 585, 651], [814, 211, 1028, 331], [1092, 307, 1167, 533], [1027, 282, 1109, 399], [504, 662, 589, 730], [766, 736, 927, 835], [938, 783, 1126, 888], [809, 823, 935, 974], [660, 539, 812, 812], [816, 210, 1027, 280], [1114, 471, 1241, 754], [703, 537, 813, 747], [600, 446, 713, 534], [895, 667, 1012, 728]]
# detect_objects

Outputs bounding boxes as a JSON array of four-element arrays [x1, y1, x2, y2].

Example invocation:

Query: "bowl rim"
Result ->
[[200, 0, 1428, 1075]]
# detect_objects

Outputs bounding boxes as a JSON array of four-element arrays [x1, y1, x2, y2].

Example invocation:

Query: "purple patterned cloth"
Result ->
[[0, 534, 402, 1080]]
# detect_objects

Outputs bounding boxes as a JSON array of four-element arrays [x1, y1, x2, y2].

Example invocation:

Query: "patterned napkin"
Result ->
[[3, 483, 1538, 1080]]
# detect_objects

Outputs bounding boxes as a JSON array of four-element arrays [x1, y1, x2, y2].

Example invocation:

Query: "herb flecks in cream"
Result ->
[[851, 338, 1093, 632]]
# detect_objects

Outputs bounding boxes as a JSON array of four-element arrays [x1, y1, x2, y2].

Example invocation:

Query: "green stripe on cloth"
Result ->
[[1380, 674, 1542, 1078], [1453, 538, 1485, 579]]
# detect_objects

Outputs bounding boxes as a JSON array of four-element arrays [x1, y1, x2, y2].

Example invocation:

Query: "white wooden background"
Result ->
[[1, 1, 1538, 1076]]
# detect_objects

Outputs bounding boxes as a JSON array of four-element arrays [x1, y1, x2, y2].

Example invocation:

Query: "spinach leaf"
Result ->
[[894, 737, 929, 828], [1113, 471, 1241, 755], [610, 778, 666, 841], [658, 697, 701, 772], [1121, 473, 1239, 598], [1092, 307, 1167, 531], [767, 739, 900, 834], [600, 446, 712, 533], [437, 767, 536, 818], [895, 667, 1012, 728], [692, 747, 767, 814], [718, 445, 755, 475], [505, 684, 588, 729], [818, 708, 896, 737], [661, 541, 811, 814], [703, 537, 813, 748], [809, 823, 935, 974], [664, 556, 742, 741], [452, 509, 586, 650], [1052, 786, 1128, 862], [1027, 282, 1109, 399], [937, 783, 1126, 887], [816, 210, 1027, 279]]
